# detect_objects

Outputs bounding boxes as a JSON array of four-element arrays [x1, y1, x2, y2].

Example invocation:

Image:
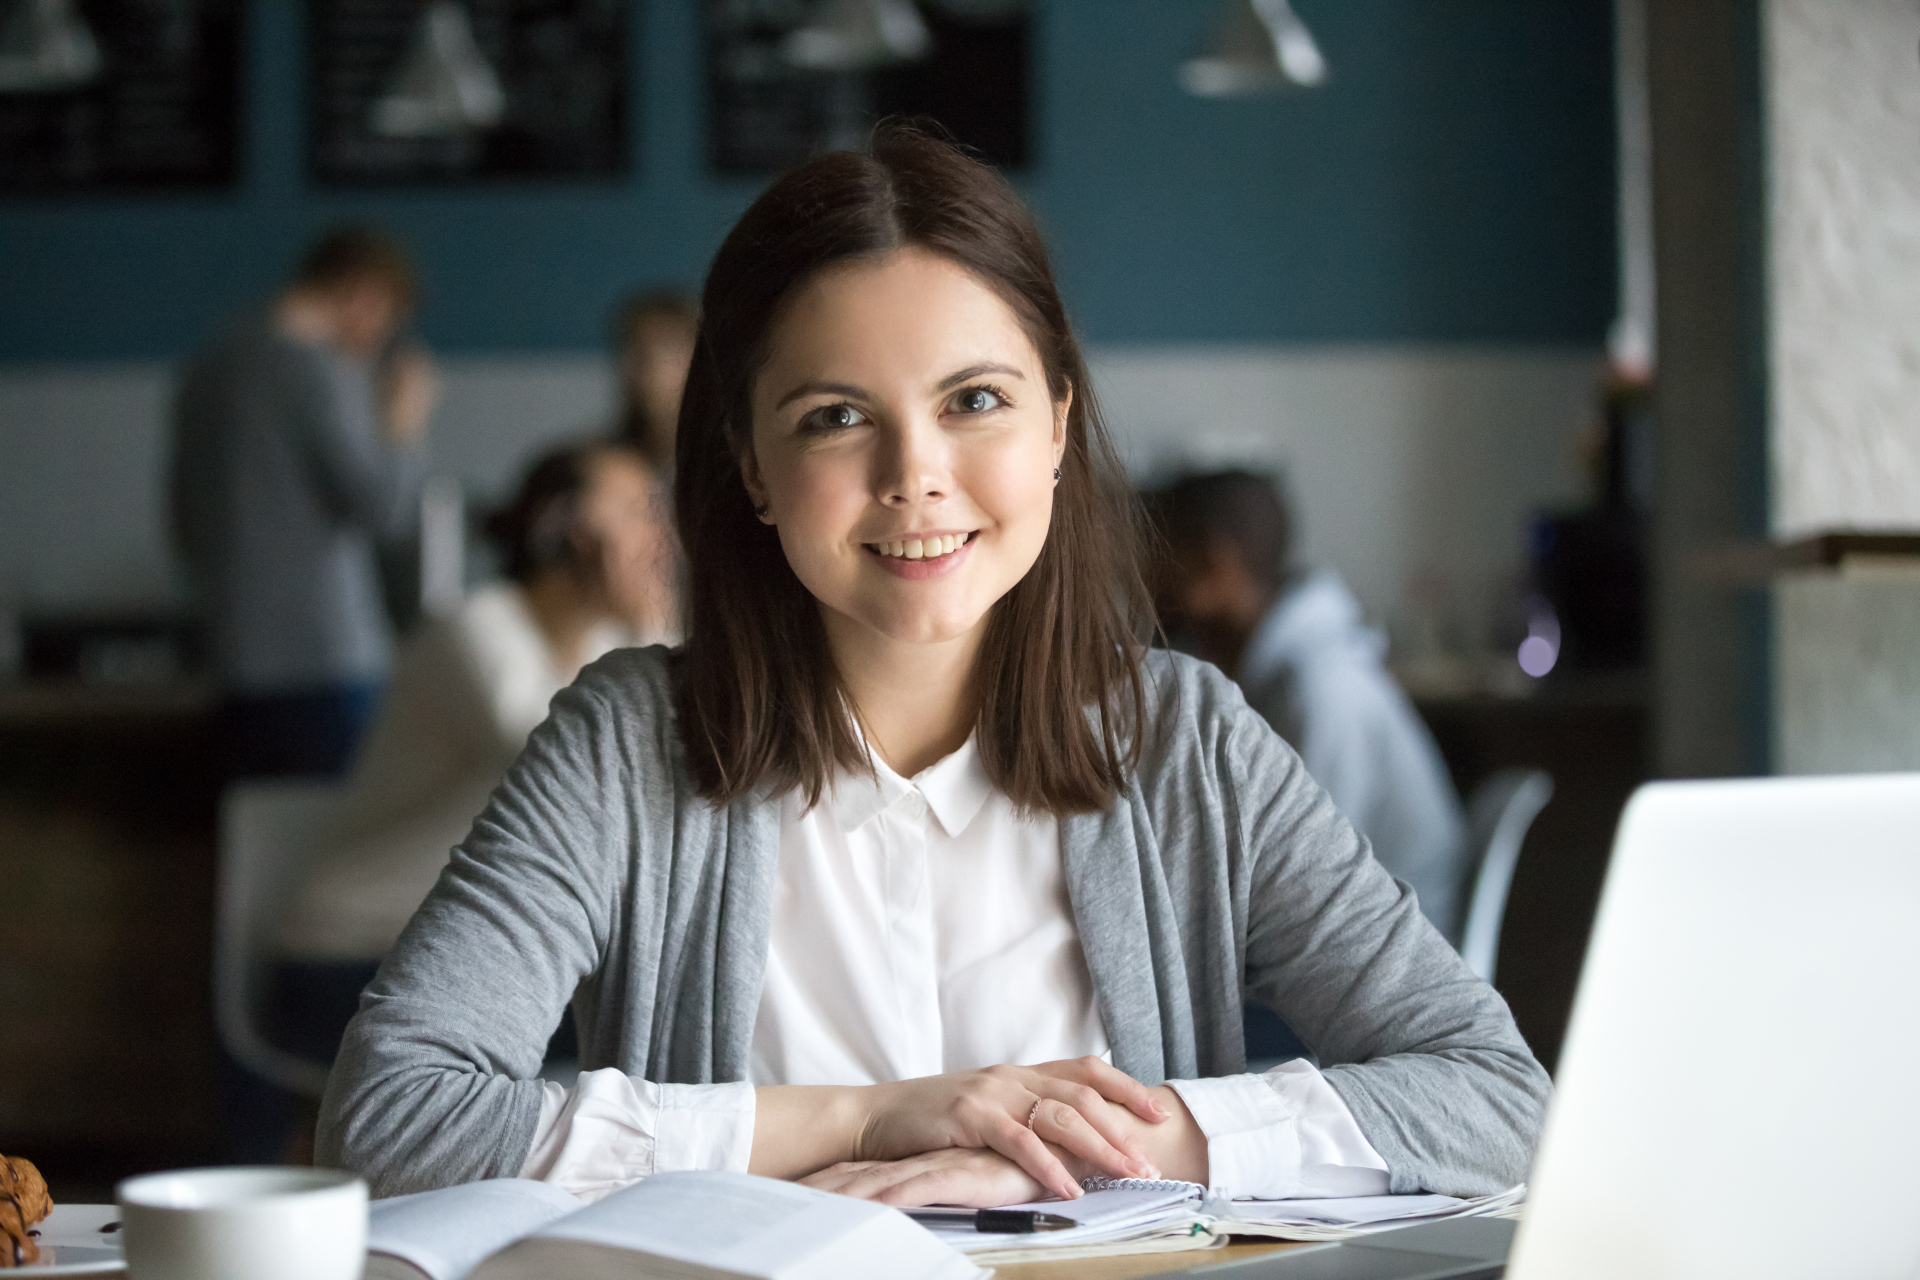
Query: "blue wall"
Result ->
[[0, 0, 1615, 359]]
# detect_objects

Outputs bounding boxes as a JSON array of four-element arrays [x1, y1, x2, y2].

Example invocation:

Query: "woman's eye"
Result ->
[[806, 403, 867, 431], [952, 386, 1006, 414]]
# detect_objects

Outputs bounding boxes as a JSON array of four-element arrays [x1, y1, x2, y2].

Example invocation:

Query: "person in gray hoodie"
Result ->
[[1155, 471, 1468, 942]]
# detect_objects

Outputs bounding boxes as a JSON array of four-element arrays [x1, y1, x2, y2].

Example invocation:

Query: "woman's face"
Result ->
[[577, 452, 675, 630], [744, 248, 1068, 651]]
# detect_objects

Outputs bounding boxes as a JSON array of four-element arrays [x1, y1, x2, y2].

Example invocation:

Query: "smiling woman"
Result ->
[[676, 135, 1150, 810], [319, 123, 1550, 1217]]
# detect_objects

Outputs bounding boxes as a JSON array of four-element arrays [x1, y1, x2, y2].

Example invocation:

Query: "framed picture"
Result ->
[[0, 0, 242, 192], [706, 0, 1029, 176], [309, 0, 627, 185]]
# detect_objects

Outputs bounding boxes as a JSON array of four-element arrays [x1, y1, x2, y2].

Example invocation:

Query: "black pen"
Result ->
[[906, 1206, 1078, 1233]]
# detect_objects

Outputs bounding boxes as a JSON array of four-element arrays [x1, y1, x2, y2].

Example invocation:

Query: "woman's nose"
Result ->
[[878, 418, 949, 506]]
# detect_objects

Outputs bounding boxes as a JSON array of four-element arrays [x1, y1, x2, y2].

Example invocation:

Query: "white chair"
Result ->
[[1457, 769, 1554, 984], [216, 781, 349, 1098]]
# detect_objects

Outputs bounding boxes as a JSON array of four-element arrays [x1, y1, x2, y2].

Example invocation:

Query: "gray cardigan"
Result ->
[[318, 647, 1549, 1198]]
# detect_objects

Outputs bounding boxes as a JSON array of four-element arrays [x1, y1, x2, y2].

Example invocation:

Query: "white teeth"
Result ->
[[872, 534, 970, 558]]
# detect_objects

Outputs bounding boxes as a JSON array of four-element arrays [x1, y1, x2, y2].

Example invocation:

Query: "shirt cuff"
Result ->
[[1169, 1060, 1389, 1200], [656, 1081, 756, 1175], [517, 1069, 756, 1202]]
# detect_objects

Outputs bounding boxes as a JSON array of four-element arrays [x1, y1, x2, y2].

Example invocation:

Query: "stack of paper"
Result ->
[[1220, 1184, 1527, 1242], [919, 1181, 1527, 1264], [920, 1182, 1218, 1267]]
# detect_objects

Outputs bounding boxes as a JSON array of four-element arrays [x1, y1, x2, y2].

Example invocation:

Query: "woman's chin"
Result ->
[[835, 604, 992, 649]]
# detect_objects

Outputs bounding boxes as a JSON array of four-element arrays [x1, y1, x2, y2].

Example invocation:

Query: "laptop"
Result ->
[[1143, 772, 1920, 1280]]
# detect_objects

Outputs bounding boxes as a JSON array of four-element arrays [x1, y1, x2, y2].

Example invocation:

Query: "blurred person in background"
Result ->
[[1154, 470, 1467, 941], [611, 288, 698, 468], [270, 437, 680, 1084], [171, 226, 438, 779]]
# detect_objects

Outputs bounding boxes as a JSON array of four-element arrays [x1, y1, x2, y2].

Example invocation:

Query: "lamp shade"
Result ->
[[784, 0, 932, 73], [1180, 0, 1327, 98], [0, 0, 102, 93], [371, 0, 506, 139]]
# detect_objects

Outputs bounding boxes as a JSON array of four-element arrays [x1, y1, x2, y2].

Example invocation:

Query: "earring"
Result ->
[[753, 502, 770, 517], [1052, 467, 1061, 480]]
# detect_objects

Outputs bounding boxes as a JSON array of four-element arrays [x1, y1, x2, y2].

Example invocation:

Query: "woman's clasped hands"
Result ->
[[753, 1056, 1171, 1207]]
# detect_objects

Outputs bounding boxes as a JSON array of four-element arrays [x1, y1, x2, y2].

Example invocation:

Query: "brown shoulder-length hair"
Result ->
[[673, 122, 1153, 815]]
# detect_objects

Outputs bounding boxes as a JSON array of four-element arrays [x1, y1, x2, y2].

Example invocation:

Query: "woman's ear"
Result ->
[[1052, 383, 1073, 469], [737, 441, 775, 524]]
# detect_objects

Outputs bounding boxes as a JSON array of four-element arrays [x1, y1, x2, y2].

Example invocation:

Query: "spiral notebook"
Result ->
[[917, 1178, 1217, 1264]]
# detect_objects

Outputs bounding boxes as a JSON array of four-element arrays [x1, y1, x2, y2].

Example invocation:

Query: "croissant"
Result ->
[[0, 1154, 51, 1268]]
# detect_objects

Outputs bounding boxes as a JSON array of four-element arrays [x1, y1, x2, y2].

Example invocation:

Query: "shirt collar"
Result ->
[[824, 729, 996, 839]]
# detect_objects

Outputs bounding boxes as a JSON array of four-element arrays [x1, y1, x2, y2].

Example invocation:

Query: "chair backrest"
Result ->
[[1457, 768, 1554, 982], [215, 781, 349, 1098]]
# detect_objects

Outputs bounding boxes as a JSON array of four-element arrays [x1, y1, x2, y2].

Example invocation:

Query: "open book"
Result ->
[[361, 1172, 985, 1280]]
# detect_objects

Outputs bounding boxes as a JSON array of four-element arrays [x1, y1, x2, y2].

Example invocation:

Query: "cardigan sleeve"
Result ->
[[1225, 688, 1552, 1196], [315, 675, 634, 1197]]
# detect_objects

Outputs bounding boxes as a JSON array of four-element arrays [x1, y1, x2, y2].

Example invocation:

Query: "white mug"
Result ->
[[116, 1167, 367, 1280]]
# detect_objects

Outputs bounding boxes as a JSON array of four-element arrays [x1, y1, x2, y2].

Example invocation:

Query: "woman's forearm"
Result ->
[[748, 1085, 868, 1180]]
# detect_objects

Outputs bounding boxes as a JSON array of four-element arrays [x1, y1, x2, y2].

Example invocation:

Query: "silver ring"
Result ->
[[1027, 1099, 1043, 1131]]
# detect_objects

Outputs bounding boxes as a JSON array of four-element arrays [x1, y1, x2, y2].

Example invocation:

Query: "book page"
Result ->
[[536, 1173, 807, 1262], [511, 1172, 983, 1280], [368, 1178, 582, 1280]]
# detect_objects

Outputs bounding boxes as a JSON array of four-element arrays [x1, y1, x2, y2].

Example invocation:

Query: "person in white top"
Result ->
[[269, 438, 677, 1068], [319, 125, 1549, 1211]]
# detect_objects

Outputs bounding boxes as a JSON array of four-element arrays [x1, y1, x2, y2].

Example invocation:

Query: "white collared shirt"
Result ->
[[519, 736, 1389, 1203]]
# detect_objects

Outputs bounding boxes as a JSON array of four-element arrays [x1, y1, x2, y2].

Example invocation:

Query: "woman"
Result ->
[[319, 127, 1548, 1209], [274, 439, 677, 1030]]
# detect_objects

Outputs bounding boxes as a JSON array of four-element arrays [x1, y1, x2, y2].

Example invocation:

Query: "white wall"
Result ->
[[1092, 345, 1600, 642], [0, 355, 617, 613], [0, 346, 1602, 647], [1775, 572, 1920, 774], [1764, 0, 1920, 773], [1765, 0, 1920, 537]]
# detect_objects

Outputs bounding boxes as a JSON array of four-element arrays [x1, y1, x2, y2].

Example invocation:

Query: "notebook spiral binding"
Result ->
[[1080, 1176, 1207, 1196]]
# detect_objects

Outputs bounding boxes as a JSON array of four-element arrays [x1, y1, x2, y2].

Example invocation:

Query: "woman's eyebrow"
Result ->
[[774, 380, 868, 410], [936, 362, 1026, 391], [773, 363, 1026, 410]]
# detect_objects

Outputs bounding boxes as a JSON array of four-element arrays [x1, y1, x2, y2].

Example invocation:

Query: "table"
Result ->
[[995, 1239, 1312, 1279], [38, 1205, 1314, 1279]]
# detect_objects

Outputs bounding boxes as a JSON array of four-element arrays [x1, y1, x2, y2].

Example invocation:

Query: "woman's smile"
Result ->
[[863, 530, 977, 579]]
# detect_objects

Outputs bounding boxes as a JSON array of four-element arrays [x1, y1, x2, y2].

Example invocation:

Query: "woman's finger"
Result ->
[[796, 1160, 886, 1195], [984, 1115, 1082, 1202], [1040, 1056, 1168, 1123], [1030, 1096, 1155, 1180], [806, 1160, 918, 1201], [874, 1156, 1040, 1209], [1034, 1081, 1158, 1176]]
